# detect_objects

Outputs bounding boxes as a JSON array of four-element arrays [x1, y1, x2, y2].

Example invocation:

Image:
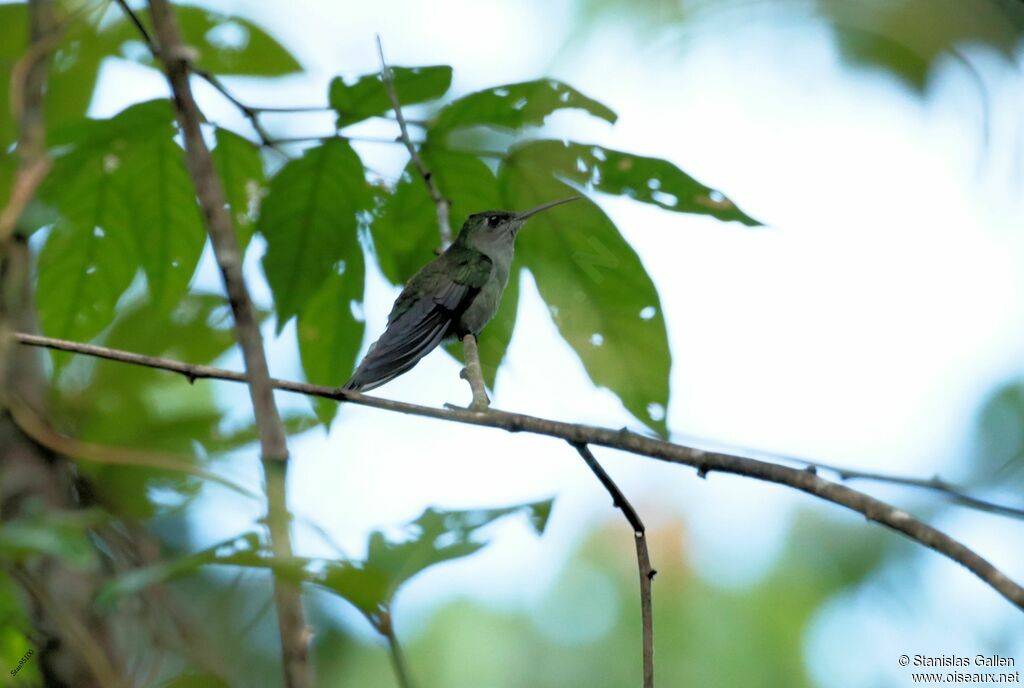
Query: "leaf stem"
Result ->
[[384, 623, 415, 688]]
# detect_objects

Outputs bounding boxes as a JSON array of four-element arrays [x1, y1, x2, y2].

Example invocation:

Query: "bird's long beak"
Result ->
[[514, 196, 581, 221]]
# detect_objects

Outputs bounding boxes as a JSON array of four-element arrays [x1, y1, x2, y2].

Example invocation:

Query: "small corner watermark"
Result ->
[[9, 648, 34, 678], [898, 654, 1020, 684]]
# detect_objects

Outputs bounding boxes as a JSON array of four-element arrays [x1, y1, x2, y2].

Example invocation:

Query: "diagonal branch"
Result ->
[[11, 331, 1024, 612], [143, 1, 310, 686], [572, 443, 654, 688], [376, 35, 453, 247]]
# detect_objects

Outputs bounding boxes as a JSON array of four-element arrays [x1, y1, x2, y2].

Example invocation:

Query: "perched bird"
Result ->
[[343, 196, 580, 392]]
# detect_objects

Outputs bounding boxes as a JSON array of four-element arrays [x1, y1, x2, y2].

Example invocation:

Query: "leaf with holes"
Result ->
[[318, 501, 552, 630], [260, 138, 372, 329], [515, 140, 760, 226], [35, 101, 177, 353], [372, 149, 501, 283], [431, 79, 616, 136], [329, 65, 452, 127], [212, 128, 264, 251], [1, 3, 121, 151], [109, 5, 301, 77], [298, 262, 366, 425], [36, 155, 136, 353], [44, 100, 205, 315], [500, 148, 671, 436], [114, 134, 206, 312]]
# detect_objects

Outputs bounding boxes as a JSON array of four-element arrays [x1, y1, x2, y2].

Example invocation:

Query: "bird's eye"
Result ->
[[487, 215, 500, 228]]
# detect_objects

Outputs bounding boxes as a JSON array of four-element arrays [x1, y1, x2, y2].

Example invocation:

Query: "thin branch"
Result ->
[[382, 620, 414, 688], [812, 462, 1024, 520], [572, 443, 653, 688], [268, 133, 412, 147], [143, 1, 310, 686], [1, 6, 62, 245], [657, 435, 1024, 521], [376, 35, 453, 246], [459, 334, 490, 410], [112, 0, 286, 156], [8, 396, 258, 498], [12, 331, 1024, 612], [0, 156, 50, 242]]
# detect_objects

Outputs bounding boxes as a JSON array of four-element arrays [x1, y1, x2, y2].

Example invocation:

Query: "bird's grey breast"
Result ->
[[458, 257, 509, 335]]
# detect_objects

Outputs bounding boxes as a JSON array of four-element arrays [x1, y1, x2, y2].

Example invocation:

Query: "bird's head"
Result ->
[[458, 196, 580, 253]]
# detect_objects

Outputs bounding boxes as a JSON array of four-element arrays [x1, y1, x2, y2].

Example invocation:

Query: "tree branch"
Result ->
[[11, 331, 1024, 612], [376, 35, 453, 246], [459, 333, 490, 410], [143, 1, 310, 685], [572, 443, 654, 688]]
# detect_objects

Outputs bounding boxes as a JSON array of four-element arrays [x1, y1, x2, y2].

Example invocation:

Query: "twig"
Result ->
[[268, 133, 411, 147], [382, 619, 414, 688], [8, 396, 258, 498], [144, 2, 310, 686], [112, 0, 286, 156], [572, 443, 654, 688], [11, 331, 1024, 612], [1, 6, 62, 245], [376, 35, 453, 246], [459, 334, 489, 410], [0, 153, 50, 243], [653, 434, 1024, 522], [814, 463, 1024, 519]]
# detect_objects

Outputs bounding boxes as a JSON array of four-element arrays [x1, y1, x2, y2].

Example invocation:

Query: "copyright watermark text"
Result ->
[[898, 655, 1019, 684]]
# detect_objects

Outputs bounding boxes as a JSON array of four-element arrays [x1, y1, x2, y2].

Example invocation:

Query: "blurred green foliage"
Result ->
[[570, 0, 1024, 92], [1, 1, 972, 686]]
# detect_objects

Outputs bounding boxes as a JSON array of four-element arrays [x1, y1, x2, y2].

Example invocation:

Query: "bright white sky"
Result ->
[[87, 0, 1024, 681]]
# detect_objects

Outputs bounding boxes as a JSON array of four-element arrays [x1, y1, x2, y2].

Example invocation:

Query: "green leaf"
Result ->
[[329, 65, 452, 127], [97, 533, 263, 608], [0, 503, 107, 570], [104, 292, 239, 364], [160, 674, 232, 688], [431, 79, 617, 136], [971, 382, 1024, 490], [1, 3, 119, 150], [36, 154, 136, 349], [297, 262, 366, 426], [50, 294, 252, 518], [117, 135, 206, 312], [372, 149, 501, 283], [109, 5, 301, 77], [212, 128, 265, 251], [35, 101, 181, 352], [500, 149, 671, 436], [512, 140, 760, 225], [318, 501, 553, 629], [45, 100, 206, 313], [260, 138, 372, 329], [205, 412, 319, 453], [822, 0, 1024, 93], [0, 2, 26, 148]]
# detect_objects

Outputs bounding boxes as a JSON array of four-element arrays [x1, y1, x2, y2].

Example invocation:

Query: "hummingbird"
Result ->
[[342, 196, 580, 392]]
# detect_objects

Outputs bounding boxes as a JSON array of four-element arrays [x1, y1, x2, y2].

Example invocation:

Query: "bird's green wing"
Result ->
[[344, 246, 493, 391], [387, 245, 493, 323]]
